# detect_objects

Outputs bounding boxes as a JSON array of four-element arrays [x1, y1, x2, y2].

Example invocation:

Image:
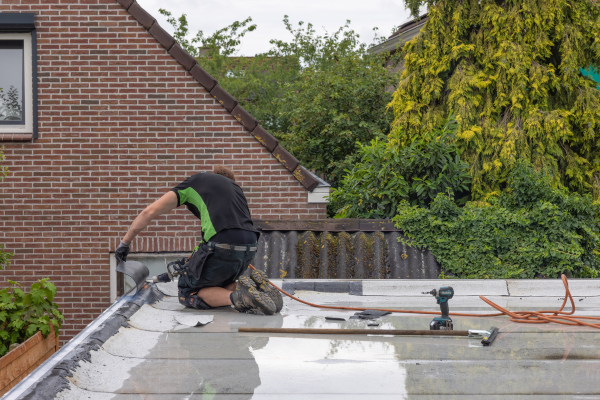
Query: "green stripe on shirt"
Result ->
[[177, 187, 217, 242]]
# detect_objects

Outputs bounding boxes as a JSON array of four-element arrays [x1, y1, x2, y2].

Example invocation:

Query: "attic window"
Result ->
[[0, 13, 38, 140]]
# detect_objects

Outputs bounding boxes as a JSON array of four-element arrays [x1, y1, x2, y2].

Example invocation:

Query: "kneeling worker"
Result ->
[[114, 166, 283, 315]]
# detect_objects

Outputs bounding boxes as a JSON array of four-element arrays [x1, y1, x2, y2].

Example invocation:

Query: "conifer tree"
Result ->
[[392, 0, 600, 200]]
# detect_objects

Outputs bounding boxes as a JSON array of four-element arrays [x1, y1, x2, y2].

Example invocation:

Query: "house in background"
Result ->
[[0, 0, 328, 341], [368, 13, 428, 76]]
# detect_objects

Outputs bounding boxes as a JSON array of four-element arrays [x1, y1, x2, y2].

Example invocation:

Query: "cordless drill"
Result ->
[[422, 286, 454, 330]]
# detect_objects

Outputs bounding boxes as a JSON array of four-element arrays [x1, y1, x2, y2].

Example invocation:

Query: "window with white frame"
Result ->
[[0, 13, 37, 139]]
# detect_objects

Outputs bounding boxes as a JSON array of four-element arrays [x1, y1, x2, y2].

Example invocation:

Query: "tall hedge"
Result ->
[[394, 160, 600, 278]]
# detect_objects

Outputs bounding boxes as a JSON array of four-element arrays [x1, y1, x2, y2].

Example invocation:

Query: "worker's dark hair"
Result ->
[[213, 165, 236, 182]]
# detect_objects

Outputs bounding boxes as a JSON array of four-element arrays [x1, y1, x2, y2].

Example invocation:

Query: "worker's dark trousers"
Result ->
[[178, 243, 257, 309]]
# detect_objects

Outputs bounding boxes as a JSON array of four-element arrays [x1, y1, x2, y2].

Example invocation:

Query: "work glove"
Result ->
[[115, 241, 130, 263]]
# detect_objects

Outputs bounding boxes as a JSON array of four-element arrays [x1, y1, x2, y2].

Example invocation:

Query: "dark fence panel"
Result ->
[[252, 220, 441, 279]]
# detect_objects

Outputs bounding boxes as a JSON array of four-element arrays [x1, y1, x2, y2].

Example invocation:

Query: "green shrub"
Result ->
[[393, 160, 600, 279], [330, 118, 471, 218], [0, 279, 64, 357]]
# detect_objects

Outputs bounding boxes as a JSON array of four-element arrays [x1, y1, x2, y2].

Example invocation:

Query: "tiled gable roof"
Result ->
[[115, 0, 319, 191]]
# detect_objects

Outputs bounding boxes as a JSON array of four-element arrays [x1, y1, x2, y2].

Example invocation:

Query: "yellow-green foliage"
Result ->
[[391, 0, 600, 200]]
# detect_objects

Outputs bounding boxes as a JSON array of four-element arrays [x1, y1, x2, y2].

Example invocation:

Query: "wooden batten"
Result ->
[[0, 326, 58, 396]]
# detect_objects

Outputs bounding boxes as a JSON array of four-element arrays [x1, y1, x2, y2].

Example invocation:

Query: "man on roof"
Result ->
[[114, 165, 283, 316]]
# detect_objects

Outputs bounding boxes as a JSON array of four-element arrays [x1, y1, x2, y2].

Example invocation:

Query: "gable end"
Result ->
[[116, 0, 319, 192]]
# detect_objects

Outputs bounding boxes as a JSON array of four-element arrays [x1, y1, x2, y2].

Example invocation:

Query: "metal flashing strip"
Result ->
[[282, 280, 363, 296], [2, 290, 136, 400]]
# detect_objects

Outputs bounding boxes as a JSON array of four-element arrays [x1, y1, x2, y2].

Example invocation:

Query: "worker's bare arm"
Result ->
[[122, 191, 179, 244]]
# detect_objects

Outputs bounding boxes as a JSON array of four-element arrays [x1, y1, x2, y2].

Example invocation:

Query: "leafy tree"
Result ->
[[0, 147, 11, 270], [330, 118, 471, 218], [391, 0, 600, 201], [394, 160, 600, 279], [159, 9, 257, 58], [159, 9, 297, 132], [160, 10, 396, 167], [278, 52, 397, 184]]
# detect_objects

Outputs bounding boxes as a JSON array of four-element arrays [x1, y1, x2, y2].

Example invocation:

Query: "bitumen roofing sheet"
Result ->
[[7, 278, 600, 399]]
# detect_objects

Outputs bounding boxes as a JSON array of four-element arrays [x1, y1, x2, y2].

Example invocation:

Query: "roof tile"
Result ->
[[231, 104, 258, 131], [117, 0, 135, 9], [148, 23, 175, 50], [168, 43, 197, 71], [127, 2, 155, 30], [190, 64, 217, 91], [210, 84, 238, 112], [293, 166, 319, 191], [251, 125, 278, 152], [273, 145, 300, 172]]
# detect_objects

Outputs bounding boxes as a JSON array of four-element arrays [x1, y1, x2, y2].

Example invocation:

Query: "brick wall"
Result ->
[[0, 0, 326, 341]]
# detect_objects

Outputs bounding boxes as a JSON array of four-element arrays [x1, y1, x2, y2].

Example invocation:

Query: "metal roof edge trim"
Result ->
[[254, 219, 399, 232], [115, 0, 319, 192], [4, 285, 163, 400]]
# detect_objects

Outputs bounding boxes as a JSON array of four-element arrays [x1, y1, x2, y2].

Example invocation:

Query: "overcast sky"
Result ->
[[137, 0, 420, 56]]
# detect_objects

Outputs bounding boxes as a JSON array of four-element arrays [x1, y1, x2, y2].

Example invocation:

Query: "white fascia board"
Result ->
[[307, 186, 330, 203]]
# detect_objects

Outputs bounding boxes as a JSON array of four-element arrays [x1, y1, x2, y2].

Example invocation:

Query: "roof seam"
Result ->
[[116, 0, 319, 192]]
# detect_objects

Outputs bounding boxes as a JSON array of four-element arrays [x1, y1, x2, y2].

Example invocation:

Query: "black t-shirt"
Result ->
[[171, 172, 259, 243]]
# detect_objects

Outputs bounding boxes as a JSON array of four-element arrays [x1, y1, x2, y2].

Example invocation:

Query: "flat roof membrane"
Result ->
[[11, 279, 600, 399]]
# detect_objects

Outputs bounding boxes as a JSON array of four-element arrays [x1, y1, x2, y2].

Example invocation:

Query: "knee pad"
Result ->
[[180, 293, 213, 310]]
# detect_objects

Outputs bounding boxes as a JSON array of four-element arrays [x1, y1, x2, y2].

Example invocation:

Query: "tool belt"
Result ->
[[206, 242, 258, 252], [184, 242, 258, 281], [183, 242, 213, 281]]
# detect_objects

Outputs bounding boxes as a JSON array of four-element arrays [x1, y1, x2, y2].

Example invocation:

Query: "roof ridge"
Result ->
[[115, 0, 319, 191]]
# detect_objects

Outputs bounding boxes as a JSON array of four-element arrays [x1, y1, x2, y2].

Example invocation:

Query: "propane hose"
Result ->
[[248, 265, 600, 330]]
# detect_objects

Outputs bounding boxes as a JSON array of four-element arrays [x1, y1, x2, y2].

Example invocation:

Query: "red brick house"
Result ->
[[0, 0, 327, 340]]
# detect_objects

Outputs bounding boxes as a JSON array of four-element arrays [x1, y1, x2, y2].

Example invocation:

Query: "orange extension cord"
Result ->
[[249, 265, 600, 330]]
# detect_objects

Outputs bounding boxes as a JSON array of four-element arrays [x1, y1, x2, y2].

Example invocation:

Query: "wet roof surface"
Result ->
[[18, 279, 600, 399]]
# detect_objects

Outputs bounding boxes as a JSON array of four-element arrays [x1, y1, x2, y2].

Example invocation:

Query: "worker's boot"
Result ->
[[230, 276, 276, 315], [250, 270, 283, 313]]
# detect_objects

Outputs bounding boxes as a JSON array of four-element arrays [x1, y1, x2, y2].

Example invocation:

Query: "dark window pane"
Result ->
[[0, 40, 24, 123]]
